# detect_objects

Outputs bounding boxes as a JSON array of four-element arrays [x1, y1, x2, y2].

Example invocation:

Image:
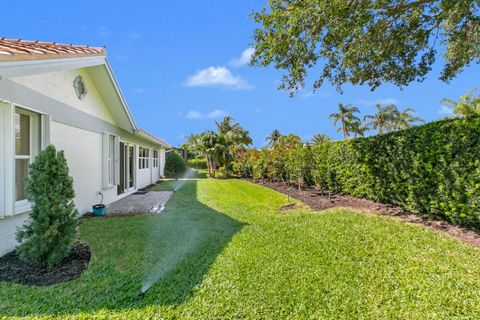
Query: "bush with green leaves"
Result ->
[[165, 150, 187, 177], [188, 158, 207, 169], [16, 145, 79, 268], [234, 117, 480, 228]]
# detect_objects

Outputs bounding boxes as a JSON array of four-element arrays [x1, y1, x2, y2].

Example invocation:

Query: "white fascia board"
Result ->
[[135, 131, 171, 148], [0, 56, 106, 79], [103, 58, 137, 132]]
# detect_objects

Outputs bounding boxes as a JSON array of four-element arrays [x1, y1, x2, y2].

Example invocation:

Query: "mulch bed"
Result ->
[[254, 179, 480, 248], [0, 243, 91, 286]]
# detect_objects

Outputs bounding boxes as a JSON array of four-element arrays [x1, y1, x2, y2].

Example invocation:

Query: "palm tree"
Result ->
[[329, 103, 360, 138], [199, 131, 227, 177], [350, 118, 369, 138], [394, 108, 424, 130], [441, 88, 480, 118], [365, 104, 423, 134], [278, 134, 301, 147], [309, 134, 331, 145], [364, 104, 395, 134], [266, 129, 282, 147]]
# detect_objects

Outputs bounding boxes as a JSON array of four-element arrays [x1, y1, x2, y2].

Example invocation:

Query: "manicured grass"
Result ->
[[2, 177, 480, 319]]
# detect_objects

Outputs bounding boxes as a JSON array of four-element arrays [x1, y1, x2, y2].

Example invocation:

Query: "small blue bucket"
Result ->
[[92, 204, 106, 216]]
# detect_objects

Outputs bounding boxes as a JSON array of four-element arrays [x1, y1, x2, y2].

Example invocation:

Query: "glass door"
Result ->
[[128, 145, 135, 190]]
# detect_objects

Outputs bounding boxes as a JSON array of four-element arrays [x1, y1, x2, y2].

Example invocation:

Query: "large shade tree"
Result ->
[[251, 0, 480, 95]]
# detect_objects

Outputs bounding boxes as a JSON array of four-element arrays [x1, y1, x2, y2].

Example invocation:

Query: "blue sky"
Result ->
[[3, 1, 478, 146]]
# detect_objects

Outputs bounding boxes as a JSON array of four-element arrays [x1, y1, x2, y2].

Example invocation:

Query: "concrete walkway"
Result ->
[[107, 191, 174, 214]]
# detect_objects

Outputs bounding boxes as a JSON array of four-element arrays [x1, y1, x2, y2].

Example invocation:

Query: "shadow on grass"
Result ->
[[0, 178, 244, 318]]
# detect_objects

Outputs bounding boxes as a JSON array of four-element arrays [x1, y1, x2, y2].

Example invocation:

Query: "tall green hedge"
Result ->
[[188, 158, 207, 169], [234, 117, 480, 228]]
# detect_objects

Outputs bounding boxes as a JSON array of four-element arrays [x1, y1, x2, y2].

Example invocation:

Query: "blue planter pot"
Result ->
[[92, 204, 106, 216]]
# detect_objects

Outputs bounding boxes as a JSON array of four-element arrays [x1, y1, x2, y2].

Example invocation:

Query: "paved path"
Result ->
[[107, 191, 174, 214]]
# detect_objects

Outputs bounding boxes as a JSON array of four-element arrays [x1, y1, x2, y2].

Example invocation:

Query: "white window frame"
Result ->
[[14, 107, 41, 214], [139, 147, 150, 169], [153, 149, 159, 168]]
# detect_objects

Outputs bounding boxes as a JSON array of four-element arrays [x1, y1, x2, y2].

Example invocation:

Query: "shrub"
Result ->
[[16, 145, 79, 268], [234, 117, 480, 228], [188, 158, 207, 169], [165, 150, 187, 177]]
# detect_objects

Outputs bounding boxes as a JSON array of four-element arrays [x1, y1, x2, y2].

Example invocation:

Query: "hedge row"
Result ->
[[188, 158, 207, 169], [234, 117, 480, 228]]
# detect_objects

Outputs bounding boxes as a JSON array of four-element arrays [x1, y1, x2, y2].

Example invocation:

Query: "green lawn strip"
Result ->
[[1, 178, 480, 319]]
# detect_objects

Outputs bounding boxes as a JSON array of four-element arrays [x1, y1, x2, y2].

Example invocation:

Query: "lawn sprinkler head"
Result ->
[[138, 289, 146, 298]]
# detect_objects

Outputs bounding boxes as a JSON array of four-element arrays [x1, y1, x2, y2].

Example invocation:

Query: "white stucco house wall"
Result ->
[[0, 38, 170, 256]]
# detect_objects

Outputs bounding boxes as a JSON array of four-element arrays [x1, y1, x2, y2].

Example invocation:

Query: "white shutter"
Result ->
[[40, 114, 51, 150], [102, 133, 110, 189], [114, 136, 120, 185], [0, 102, 14, 217]]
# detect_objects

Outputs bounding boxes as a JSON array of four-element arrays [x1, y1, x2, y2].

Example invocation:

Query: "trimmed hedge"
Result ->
[[234, 117, 480, 228], [188, 158, 207, 169]]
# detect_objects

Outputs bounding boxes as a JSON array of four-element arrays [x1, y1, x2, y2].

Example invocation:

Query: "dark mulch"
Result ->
[[254, 179, 480, 248], [0, 243, 91, 286]]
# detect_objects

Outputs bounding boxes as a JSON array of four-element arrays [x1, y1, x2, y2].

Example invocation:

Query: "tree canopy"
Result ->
[[252, 0, 480, 95]]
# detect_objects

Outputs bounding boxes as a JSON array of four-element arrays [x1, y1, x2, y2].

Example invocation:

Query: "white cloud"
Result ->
[[185, 111, 204, 119], [438, 105, 454, 115], [98, 25, 109, 38], [128, 31, 141, 40], [207, 109, 227, 118], [300, 90, 332, 99], [185, 109, 228, 120], [133, 88, 146, 94], [230, 47, 254, 68], [357, 98, 399, 106], [184, 66, 253, 90]]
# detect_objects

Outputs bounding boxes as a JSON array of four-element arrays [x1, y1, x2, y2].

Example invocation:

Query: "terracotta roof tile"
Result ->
[[0, 37, 105, 62]]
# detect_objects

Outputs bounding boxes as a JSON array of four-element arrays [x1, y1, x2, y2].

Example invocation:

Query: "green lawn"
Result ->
[[2, 177, 480, 319]]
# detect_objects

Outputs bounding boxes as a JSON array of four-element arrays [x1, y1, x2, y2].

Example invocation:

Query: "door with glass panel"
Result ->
[[14, 108, 39, 211], [117, 142, 135, 195]]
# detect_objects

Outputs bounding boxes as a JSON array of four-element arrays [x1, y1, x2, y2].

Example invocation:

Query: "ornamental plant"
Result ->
[[16, 145, 79, 268], [165, 150, 187, 177]]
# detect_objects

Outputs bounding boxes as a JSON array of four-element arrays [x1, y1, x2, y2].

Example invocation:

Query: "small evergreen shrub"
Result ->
[[188, 158, 207, 169], [16, 145, 79, 268], [165, 150, 187, 177]]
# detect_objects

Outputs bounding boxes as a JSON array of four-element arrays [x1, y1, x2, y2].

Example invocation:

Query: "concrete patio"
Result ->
[[107, 191, 174, 214]]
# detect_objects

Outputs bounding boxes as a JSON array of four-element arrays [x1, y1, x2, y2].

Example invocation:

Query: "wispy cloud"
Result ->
[[438, 105, 454, 115], [128, 31, 141, 40], [300, 90, 332, 99], [184, 66, 253, 90], [133, 88, 146, 94], [230, 47, 254, 68], [98, 25, 109, 38], [357, 98, 399, 106], [185, 111, 204, 119], [207, 109, 227, 118], [185, 109, 228, 120]]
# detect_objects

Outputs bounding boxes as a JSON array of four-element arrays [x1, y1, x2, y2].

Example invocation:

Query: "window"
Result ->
[[139, 147, 150, 169], [153, 150, 159, 168], [15, 109, 40, 203]]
